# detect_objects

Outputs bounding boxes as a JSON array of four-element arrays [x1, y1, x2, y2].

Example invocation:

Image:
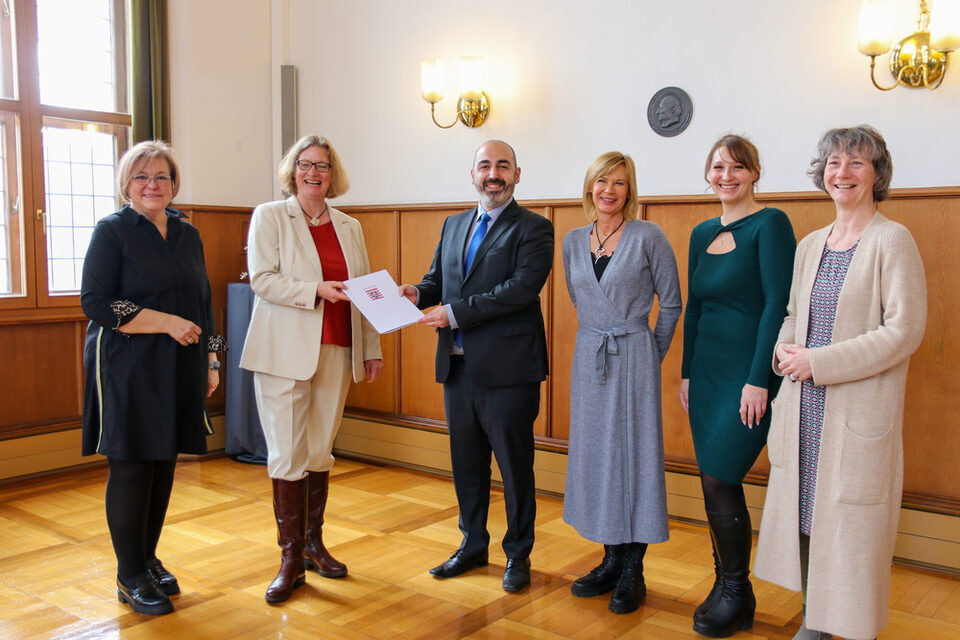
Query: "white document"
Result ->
[[342, 269, 423, 334]]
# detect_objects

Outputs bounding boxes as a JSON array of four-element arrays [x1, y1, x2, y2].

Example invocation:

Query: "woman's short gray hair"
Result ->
[[808, 125, 892, 202]]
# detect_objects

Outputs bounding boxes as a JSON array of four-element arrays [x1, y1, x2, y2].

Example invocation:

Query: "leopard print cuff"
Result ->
[[207, 334, 227, 353], [109, 300, 142, 335]]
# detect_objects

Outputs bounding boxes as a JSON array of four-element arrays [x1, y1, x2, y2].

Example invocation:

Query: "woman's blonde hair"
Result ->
[[277, 134, 350, 197], [116, 140, 180, 204], [582, 151, 640, 221]]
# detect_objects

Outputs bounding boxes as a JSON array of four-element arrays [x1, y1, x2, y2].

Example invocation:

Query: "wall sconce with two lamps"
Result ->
[[858, 0, 960, 89], [420, 57, 490, 128]]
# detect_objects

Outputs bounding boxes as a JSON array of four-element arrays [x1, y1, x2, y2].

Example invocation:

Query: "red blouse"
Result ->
[[309, 221, 352, 347]]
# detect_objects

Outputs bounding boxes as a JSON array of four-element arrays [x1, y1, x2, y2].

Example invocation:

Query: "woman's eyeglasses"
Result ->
[[296, 160, 333, 173], [131, 174, 173, 186]]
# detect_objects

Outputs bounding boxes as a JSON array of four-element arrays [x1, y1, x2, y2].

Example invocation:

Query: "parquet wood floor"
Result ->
[[0, 456, 957, 639]]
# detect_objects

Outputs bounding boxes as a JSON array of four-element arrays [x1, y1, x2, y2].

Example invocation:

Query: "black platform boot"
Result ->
[[608, 542, 647, 614], [571, 544, 624, 597], [693, 511, 756, 637]]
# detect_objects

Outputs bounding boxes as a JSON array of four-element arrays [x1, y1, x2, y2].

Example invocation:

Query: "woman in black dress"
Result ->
[[81, 140, 224, 615]]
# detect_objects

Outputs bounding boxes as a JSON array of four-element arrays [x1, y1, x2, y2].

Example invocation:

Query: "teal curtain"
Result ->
[[130, 0, 169, 143]]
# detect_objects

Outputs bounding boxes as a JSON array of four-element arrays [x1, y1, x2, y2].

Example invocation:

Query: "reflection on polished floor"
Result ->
[[0, 455, 958, 639]]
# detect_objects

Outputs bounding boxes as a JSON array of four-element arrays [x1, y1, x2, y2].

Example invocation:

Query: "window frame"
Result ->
[[0, 0, 131, 314]]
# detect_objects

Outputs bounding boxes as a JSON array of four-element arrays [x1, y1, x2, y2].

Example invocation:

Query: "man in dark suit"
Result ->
[[400, 140, 554, 592]]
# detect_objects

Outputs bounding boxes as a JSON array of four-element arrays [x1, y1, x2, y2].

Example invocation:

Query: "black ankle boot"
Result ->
[[694, 533, 723, 622], [608, 543, 647, 614], [693, 511, 756, 638], [571, 544, 624, 597]]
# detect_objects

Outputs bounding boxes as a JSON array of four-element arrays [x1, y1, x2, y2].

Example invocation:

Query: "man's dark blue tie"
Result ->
[[455, 212, 490, 348], [464, 212, 490, 274]]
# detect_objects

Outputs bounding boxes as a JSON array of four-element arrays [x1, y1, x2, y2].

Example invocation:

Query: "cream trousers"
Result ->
[[253, 345, 351, 480]]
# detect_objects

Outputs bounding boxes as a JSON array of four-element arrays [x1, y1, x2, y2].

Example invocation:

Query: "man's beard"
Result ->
[[478, 179, 511, 208]]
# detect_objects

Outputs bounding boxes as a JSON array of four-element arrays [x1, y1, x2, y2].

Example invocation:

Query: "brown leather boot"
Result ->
[[265, 478, 307, 603], [303, 470, 347, 578]]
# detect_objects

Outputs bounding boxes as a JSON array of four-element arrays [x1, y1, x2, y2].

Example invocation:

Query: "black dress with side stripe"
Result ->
[[80, 206, 221, 460]]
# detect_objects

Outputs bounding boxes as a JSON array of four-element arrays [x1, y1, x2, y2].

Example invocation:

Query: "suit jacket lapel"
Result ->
[[329, 208, 356, 278], [453, 207, 477, 282], [286, 196, 324, 279]]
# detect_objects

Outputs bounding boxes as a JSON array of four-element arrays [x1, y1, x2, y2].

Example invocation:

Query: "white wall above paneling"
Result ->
[[168, 0, 274, 207], [169, 0, 960, 207]]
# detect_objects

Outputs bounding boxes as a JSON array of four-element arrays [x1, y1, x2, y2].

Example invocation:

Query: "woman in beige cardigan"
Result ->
[[753, 126, 926, 640], [240, 135, 382, 603]]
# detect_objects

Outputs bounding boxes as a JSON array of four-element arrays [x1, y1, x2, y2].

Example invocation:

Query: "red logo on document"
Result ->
[[364, 287, 384, 301]]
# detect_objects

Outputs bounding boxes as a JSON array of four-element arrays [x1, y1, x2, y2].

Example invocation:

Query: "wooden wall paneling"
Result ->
[[524, 205, 552, 440], [397, 208, 458, 423], [186, 205, 254, 415], [637, 198, 672, 442], [646, 201, 721, 473], [763, 197, 836, 243], [549, 205, 589, 444], [0, 321, 83, 437], [345, 210, 399, 414], [537, 206, 556, 443], [878, 195, 960, 506], [74, 320, 85, 416]]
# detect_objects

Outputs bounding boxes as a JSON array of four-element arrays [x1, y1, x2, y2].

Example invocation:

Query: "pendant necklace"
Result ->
[[305, 204, 328, 226], [593, 217, 624, 263]]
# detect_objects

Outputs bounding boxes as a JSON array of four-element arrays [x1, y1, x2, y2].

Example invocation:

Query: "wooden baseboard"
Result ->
[[0, 416, 227, 483], [333, 416, 960, 574]]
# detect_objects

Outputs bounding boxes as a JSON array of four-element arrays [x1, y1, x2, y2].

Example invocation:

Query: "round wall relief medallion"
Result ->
[[647, 87, 693, 137]]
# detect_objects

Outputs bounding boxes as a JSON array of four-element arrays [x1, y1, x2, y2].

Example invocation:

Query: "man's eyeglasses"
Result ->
[[131, 174, 173, 186], [296, 160, 333, 173]]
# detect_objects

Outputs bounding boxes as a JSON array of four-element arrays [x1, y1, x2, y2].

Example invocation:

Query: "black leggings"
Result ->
[[105, 458, 177, 584], [700, 472, 746, 515]]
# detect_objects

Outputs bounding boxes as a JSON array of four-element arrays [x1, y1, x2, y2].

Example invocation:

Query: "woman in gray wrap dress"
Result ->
[[562, 151, 682, 614]]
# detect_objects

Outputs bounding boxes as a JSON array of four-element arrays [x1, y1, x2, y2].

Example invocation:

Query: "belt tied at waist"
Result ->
[[584, 318, 649, 382]]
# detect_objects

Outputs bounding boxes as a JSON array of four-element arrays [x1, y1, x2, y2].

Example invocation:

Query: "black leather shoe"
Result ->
[[146, 558, 180, 595], [502, 557, 531, 592], [117, 574, 173, 615], [429, 549, 488, 578]]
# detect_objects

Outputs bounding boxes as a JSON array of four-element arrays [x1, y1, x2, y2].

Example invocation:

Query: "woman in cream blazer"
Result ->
[[240, 135, 381, 604], [754, 126, 926, 640]]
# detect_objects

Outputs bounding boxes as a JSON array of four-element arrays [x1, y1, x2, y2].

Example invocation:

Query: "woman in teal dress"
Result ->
[[680, 135, 796, 637]]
